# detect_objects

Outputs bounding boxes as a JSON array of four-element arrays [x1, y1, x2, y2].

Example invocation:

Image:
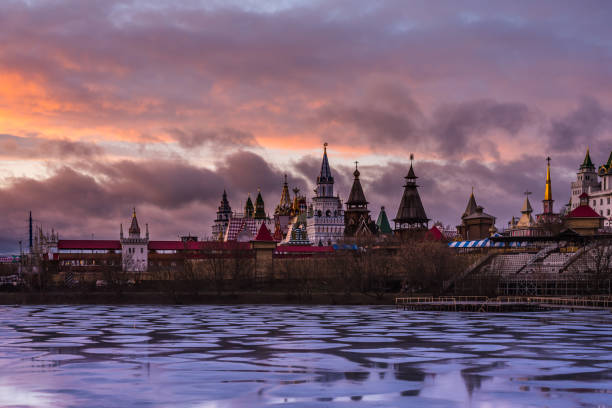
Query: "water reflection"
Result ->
[[0, 305, 611, 407]]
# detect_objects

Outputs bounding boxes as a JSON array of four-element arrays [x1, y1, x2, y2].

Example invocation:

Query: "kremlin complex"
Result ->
[[20, 144, 612, 295]]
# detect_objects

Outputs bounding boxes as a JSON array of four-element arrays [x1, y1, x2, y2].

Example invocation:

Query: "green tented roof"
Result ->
[[376, 207, 392, 234]]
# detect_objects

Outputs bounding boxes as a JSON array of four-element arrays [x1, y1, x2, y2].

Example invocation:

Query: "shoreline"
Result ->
[[0, 291, 398, 306]]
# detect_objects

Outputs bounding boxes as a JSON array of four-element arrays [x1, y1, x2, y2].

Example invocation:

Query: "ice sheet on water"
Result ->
[[1, 306, 612, 408]]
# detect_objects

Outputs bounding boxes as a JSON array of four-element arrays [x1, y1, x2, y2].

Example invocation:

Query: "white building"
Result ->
[[570, 149, 612, 226], [120, 208, 149, 272], [306, 143, 345, 245]]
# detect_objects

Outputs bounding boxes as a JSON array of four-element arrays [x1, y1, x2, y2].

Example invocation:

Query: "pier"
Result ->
[[395, 296, 612, 312]]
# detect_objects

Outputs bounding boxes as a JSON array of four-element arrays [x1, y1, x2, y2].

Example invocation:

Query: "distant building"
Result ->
[[564, 193, 604, 235], [306, 143, 345, 245], [536, 157, 562, 232], [120, 208, 148, 272], [456, 189, 496, 240], [570, 148, 612, 226], [393, 155, 429, 235], [212, 190, 232, 240], [344, 163, 377, 237], [509, 192, 541, 237]]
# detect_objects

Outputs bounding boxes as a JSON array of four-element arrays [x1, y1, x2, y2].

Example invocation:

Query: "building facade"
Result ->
[[306, 143, 345, 245], [393, 156, 429, 234], [570, 149, 612, 226], [120, 209, 149, 272], [456, 189, 496, 240], [344, 163, 377, 237], [212, 190, 232, 240]]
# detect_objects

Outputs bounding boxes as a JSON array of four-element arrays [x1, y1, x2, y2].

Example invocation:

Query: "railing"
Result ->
[[396, 296, 612, 310]]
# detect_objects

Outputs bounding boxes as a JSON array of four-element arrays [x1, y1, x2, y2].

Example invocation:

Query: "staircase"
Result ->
[[442, 253, 495, 293], [515, 244, 559, 274]]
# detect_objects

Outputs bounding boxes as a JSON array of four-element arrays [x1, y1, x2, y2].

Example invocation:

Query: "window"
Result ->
[[608, 209, 611, 216], [140, 248, 143, 254], [601, 199, 604, 205], [593, 200, 597, 206], [608, 198, 610, 204]]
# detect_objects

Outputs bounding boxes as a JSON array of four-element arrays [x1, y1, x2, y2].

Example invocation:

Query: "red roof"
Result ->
[[579, 192, 589, 199], [58, 240, 121, 250], [567, 205, 602, 219], [425, 225, 444, 241], [148, 241, 251, 251], [274, 245, 334, 254], [254, 223, 274, 241]]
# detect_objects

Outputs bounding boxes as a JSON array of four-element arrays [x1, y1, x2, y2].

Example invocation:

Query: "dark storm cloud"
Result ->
[[0, 134, 103, 159], [315, 84, 425, 149], [548, 98, 612, 152], [0, 151, 308, 251], [429, 100, 534, 156], [215, 151, 309, 211], [167, 128, 258, 149]]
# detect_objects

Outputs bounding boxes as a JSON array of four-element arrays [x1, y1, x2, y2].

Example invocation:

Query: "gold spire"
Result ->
[[544, 157, 552, 201]]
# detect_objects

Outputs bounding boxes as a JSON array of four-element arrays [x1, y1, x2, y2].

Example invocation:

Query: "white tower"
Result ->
[[120, 208, 149, 272], [306, 143, 345, 245], [570, 148, 599, 210]]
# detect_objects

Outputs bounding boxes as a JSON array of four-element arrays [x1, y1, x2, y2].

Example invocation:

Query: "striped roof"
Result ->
[[448, 237, 523, 248], [224, 218, 273, 241]]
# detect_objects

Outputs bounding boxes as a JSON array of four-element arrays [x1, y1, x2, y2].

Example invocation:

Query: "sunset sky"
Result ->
[[1, 0, 612, 251]]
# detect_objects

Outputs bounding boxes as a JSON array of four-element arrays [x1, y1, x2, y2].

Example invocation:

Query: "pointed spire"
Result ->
[[245, 194, 254, 218], [544, 157, 552, 201], [394, 155, 429, 229], [521, 191, 533, 213], [581, 147, 594, 169], [316, 142, 334, 197], [129, 207, 140, 236], [320, 143, 332, 179], [376, 206, 392, 234], [405, 153, 417, 182], [254, 188, 266, 219], [276, 175, 292, 215], [347, 161, 368, 206], [462, 189, 478, 218]]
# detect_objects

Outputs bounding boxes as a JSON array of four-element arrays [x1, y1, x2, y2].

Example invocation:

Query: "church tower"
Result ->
[[344, 162, 377, 236], [570, 148, 599, 210], [212, 190, 232, 240], [254, 189, 267, 220], [543, 157, 554, 214], [120, 208, 148, 272], [275, 175, 292, 216], [456, 188, 496, 240], [306, 143, 345, 245], [537, 157, 562, 232], [244, 194, 254, 218], [393, 154, 429, 235], [273, 175, 293, 238]]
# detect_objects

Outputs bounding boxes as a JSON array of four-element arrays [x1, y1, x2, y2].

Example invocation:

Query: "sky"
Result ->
[[1, 0, 612, 251]]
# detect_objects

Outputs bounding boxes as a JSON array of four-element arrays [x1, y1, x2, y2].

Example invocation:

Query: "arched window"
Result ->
[[326, 210, 331, 217]]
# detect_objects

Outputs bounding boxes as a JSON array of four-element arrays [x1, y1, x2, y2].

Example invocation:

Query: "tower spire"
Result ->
[[545, 157, 552, 201], [316, 142, 334, 197], [542, 157, 554, 215], [581, 147, 594, 169]]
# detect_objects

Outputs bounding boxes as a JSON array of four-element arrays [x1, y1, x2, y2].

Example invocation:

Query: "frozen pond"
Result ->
[[1, 305, 611, 407]]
